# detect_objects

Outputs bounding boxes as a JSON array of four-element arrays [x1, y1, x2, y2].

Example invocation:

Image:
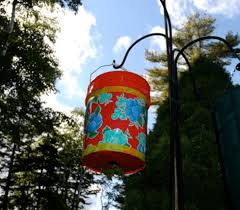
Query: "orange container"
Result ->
[[82, 70, 150, 174]]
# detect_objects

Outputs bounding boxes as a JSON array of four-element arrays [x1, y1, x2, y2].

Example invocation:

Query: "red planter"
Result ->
[[82, 70, 150, 174]]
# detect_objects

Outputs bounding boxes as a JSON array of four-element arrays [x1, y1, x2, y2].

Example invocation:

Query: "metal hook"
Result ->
[[235, 63, 240, 71], [229, 63, 240, 81]]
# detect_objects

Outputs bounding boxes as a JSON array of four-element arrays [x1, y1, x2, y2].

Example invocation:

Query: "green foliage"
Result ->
[[0, 0, 82, 12], [174, 13, 215, 54]]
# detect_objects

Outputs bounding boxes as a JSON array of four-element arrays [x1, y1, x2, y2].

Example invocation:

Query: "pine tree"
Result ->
[[146, 12, 240, 104]]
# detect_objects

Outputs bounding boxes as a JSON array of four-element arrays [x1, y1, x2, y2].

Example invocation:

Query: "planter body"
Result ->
[[83, 70, 150, 174], [215, 87, 240, 210]]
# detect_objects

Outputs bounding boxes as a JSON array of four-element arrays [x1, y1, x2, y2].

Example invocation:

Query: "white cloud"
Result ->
[[149, 26, 177, 51], [157, 0, 195, 27], [157, 0, 240, 27], [113, 36, 132, 53], [60, 72, 85, 99], [193, 0, 240, 17], [41, 93, 72, 113], [150, 26, 167, 51], [54, 6, 97, 99], [55, 6, 96, 71]]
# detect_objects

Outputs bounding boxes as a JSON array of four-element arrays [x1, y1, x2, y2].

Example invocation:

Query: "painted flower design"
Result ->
[[112, 107, 127, 120], [85, 105, 102, 139], [116, 94, 127, 107], [112, 94, 146, 128], [99, 126, 131, 147], [99, 93, 112, 105], [112, 94, 127, 120], [137, 133, 146, 153], [125, 99, 143, 123]]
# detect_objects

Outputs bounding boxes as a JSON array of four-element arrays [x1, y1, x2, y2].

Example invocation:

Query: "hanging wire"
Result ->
[[89, 63, 113, 82], [90, 62, 128, 82]]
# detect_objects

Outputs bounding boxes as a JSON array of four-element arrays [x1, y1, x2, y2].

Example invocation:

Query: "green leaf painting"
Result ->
[[99, 126, 131, 147], [99, 93, 112, 104]]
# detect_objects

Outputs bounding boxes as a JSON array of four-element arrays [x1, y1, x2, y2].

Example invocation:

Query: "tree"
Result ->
[[0, 1, 63, 207], [2, 106, 97, 210], [0, 0, 82, 56], [146, 12, 240, 104], [0, 11, 61, 208]]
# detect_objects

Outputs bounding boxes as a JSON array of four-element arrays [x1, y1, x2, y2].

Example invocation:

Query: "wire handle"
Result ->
[[90, 62, 128, 82]]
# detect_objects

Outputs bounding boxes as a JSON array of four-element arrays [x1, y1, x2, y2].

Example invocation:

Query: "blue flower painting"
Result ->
[[86, 113, 102, 133], [85, 105, 102, 139], [112, 94, 146, 128], [137, 133, 146, 153], [125, 99, 143, 123]]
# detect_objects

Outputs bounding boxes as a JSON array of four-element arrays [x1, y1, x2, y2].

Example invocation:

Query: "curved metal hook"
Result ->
[[174, 36, 240, 66], [113, 33, 167, 69], [173, 48, 200, 100], [173, 48, 192, 70]]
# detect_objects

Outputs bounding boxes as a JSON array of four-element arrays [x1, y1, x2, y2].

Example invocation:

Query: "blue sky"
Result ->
[[41, 0, 240, 131]]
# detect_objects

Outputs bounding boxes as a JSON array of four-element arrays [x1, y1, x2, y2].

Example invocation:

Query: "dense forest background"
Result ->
[[0, 0, 240, 210]]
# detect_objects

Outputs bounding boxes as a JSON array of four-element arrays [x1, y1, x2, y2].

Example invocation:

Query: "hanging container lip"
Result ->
[[82, 150, 145, 175], [85, 70, 151, 107]]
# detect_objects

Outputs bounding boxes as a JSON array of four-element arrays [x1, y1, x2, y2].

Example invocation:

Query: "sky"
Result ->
[[39, 1, 240, 209]]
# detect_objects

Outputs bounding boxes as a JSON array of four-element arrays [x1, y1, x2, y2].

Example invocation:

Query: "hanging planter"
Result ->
[[82, 70, 151, 175], [215, 86, 240, 210]]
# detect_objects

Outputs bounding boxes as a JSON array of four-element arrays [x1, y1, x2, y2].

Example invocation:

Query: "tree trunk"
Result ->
[[36, 166, 43, 210], [0, 0, 18, 56], [2, 143, 17, 210], [71, 174, 80, 210], [63, 168, 70, 205]]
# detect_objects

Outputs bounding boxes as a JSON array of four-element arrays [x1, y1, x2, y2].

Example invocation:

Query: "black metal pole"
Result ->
[[160, 1, 184, 209]]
